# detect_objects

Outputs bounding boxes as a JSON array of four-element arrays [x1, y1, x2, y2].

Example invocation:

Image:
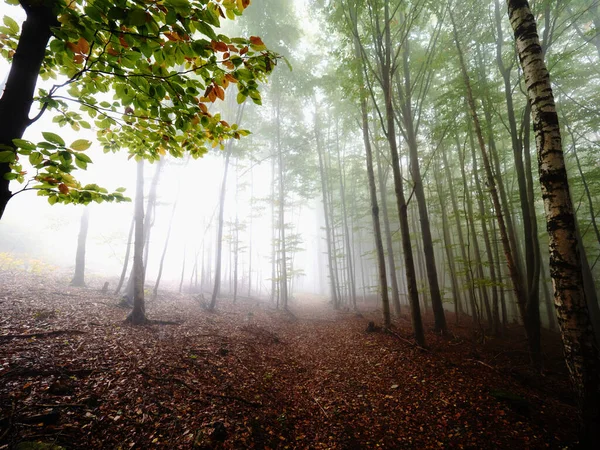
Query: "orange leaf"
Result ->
[[214, 85, 225, 101], [58, 183, 70, 195], [249, 36, 265, 47], [211, 40, 229, 52], [119, 35, 129, 48], [77, 37, 90, 54]]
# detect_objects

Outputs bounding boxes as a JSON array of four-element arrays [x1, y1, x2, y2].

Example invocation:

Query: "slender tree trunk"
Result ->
[[336, 127, 357, 310], [70, 207, 90, 287], [126, 159, 146, 324], [315, 104, 340, 309], [142, 159, 164, 279], [507, 1, 600, 442], [0, 3, 56, 219], [457, 134, 484, 327], [270, 156, 277, 303], [381, 0, 423, 339], [398, 42, 447, 333], [179, 246, 186, 294], [209, 150, 231, 310], [375, 145, 401, 316], [115, 216, 135, 295], [467, 122, 496, 329], [248, 170, 254, 298], [153, 198, 178, 297], [348, 4, 393, 329], [442, 144, 471, 318], [451, 10, 532, 358], [434, 163, 462, 323], [276, 98, 289, 310]]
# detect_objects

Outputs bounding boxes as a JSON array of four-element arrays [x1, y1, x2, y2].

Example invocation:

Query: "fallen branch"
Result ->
[[385, 328, 429, 352], [466, 358, 501, 374], [0, 330, 87, 341], [312, 396, 329, 419]]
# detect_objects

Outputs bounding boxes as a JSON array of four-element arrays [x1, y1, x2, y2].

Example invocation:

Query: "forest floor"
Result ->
[[0, 269, 579, 449]]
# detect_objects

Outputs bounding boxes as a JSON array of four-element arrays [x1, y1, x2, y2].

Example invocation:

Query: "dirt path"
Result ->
[[0, 274, 579, 448]]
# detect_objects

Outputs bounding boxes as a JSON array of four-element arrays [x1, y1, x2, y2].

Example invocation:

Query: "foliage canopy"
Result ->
[[0, 0, 277, 206]]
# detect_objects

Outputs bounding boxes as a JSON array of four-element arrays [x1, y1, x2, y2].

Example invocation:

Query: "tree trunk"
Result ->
[[315, 104, 340, 309], [153, 198, 178, 297], [451, 10, 532, 358], [348, 2, 394, 330], [0, 3, 56, 219], [276, 98, 289, 310], [507, 0, 600, 442], [442, 144, 471, 319], [209, 150, 231, 310], [70, 207, 90, 287], [115, 216, 135, 295], [335, 126, 357, 310], [380, 0, 423, 339], [398, 42, 447, 333], [142, 159, 164, 279], [434, 160, 462, 323], [126, 159, 146, 324], [375, 145, 402, 316]]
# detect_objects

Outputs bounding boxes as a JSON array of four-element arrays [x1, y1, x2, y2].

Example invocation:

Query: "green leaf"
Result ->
[[195, 21, 217, 41], [71, 139, 92, 151], [3, 16, 18, 34], [42, 132, 66, 147], [29, 152, 44, 166], [0, 151, 15, 163], [13, 139, 36, 151], [127, 9, 147, 27], [236, 92, 247, 104]]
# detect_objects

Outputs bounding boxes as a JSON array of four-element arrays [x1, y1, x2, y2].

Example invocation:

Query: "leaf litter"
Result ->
[[0, 270, 578, 448]]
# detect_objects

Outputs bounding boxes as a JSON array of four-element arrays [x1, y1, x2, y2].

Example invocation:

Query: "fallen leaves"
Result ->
[[0, 269, 579, 448]]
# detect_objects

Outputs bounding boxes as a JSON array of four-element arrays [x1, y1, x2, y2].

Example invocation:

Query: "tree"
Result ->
[[127, 158, 145, 324], [0, 0, 277, 219], [70, 205, 90, 286], [506, 0, 600, 443]]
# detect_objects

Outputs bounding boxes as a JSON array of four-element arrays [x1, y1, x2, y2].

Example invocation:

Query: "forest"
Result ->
[[0, 0, 599, 448]]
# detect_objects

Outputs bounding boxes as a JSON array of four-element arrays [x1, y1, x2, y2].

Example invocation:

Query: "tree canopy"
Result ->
[[0, 0, 278, 213]]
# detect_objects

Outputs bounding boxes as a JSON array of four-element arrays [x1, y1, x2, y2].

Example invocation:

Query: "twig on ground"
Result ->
[[0, 330, 87, 341]]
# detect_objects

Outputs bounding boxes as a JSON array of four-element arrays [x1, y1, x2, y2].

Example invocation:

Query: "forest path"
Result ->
[[0, 272, 578, 448], [245, 301, 575, 449]]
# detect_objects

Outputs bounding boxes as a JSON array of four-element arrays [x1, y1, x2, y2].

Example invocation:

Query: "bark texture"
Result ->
[[507, 0, 600, 444]]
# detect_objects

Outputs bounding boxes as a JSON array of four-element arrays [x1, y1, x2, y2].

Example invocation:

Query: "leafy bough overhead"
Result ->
[[0, 0, 278, 213]]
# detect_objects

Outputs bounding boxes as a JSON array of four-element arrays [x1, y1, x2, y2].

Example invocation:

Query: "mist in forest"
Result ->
[[1, 0, 600, 447]]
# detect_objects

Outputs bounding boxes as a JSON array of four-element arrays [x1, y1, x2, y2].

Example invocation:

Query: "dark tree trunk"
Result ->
[[375, 144, 401, 316], [0, 3, 56, 219]]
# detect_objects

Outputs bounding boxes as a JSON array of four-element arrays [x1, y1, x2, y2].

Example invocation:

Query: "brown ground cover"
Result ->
[[0, 270, 578, 449]]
